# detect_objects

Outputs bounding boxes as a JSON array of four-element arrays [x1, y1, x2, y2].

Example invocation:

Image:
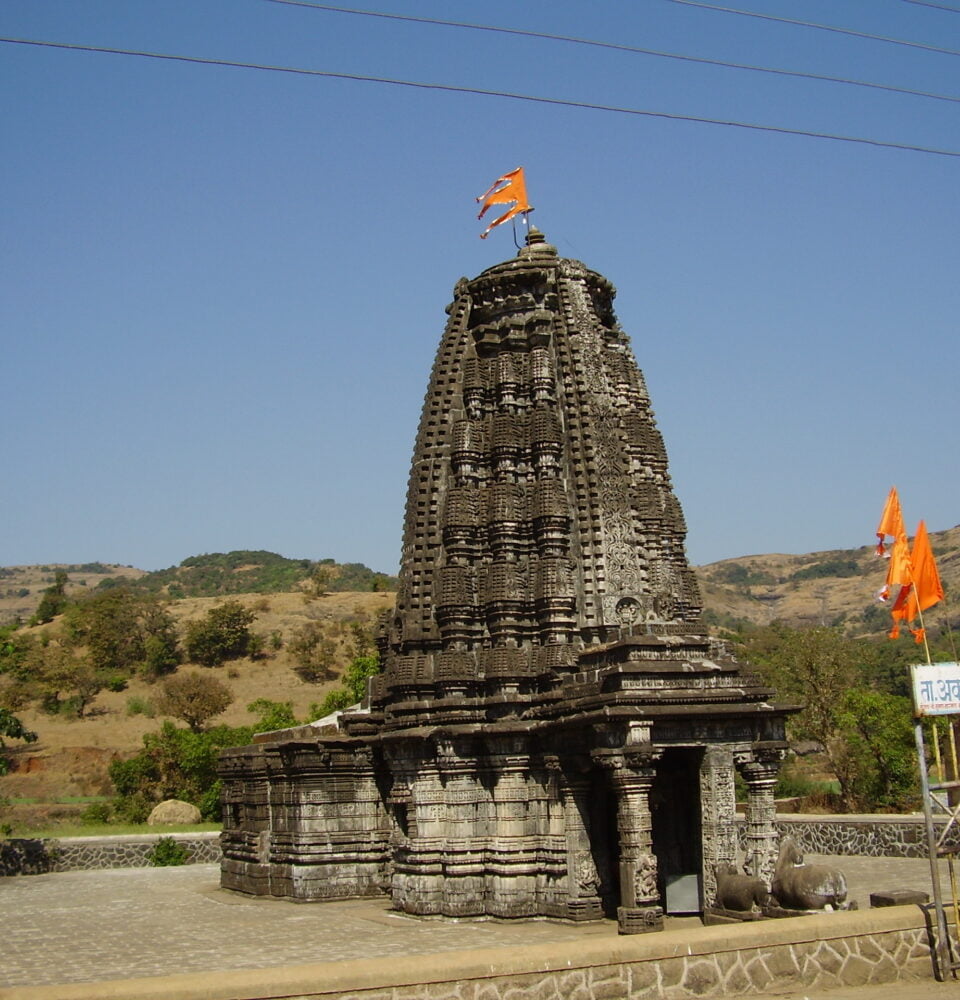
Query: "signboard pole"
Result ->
[[914, 719, 954, 979]]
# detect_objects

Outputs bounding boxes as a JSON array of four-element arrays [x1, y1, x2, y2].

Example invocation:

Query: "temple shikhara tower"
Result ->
[[219, 228, 795, 933]]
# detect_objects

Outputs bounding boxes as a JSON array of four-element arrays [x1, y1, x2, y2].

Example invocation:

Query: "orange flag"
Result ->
[[477, 167, 532, 239], [884, 528, 912, 597], [887, 520, 944, 641], [905, 520, 944, 617], [876, 487, 904, 556], [875, 487, 910, 602]]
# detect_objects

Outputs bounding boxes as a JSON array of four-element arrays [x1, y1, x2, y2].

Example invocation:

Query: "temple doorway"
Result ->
[[651, 748, 704, 913]]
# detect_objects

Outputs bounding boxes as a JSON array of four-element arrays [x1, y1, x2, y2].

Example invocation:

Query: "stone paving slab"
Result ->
[[0, 854, 954, 990]]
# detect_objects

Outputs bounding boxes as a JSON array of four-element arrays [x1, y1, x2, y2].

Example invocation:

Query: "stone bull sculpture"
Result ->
[[714, 863, 769, 913], [771, 837, 848, 911]]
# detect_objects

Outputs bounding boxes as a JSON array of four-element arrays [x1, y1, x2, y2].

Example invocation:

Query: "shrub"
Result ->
[[308, 688, 354, 720], [247, 698, 297, 733], [0, 707, 38, 775], [147, 836, 191, 867], [108, 721, 254, 822], [80, 801, 112, 824], [126, 695, 155, 718]]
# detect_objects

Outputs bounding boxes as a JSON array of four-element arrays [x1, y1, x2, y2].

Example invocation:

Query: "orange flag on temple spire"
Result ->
[[876, 487, 904, 556], [477, 167, 532, 239]]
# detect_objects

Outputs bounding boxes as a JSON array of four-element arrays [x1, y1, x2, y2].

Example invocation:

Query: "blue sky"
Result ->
[[2, 0, 957, 574]]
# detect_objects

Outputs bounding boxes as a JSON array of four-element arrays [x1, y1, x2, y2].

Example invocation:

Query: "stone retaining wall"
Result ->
[[1, 815, 954, 877], [0, 833, 221, 876], [4, 905, 943, 1000], [761, 814, 958, 859]]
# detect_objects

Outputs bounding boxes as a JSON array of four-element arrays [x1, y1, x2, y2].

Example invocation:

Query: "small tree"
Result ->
[[288, 621, 337, 682], [31, 570, 69, 624], [836, 690, 920, 812], [183, 601, 256, 667], [737, 625, 864, 810], [32, 641, 103, 718], [156, 673, 233, 732], [0, 707, 38, 775]]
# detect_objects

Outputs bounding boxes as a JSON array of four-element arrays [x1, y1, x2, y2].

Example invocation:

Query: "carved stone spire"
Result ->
[[377, 233, 704, 723]]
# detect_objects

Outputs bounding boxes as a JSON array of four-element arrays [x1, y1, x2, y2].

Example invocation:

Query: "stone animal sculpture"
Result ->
[[771, 837, 848, 910], [714, 863, 769, 912]]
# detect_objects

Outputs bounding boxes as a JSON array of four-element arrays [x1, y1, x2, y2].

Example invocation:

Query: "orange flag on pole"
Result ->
[[876, 487, 904, 556], [477, 167, 532, 239], [886, 520, 945, 642], [905, 520, 944, 616], [875, 487, 910, 603]]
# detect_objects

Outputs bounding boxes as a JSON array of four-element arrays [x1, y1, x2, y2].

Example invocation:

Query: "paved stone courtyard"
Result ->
[[1, 854, 954, 990]]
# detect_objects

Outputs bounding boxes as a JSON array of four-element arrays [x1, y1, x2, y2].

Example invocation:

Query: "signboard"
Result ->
[[910, 662, 960, 716]]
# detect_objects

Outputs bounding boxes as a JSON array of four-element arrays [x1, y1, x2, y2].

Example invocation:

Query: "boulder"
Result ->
[[147, 799, 201, 826]]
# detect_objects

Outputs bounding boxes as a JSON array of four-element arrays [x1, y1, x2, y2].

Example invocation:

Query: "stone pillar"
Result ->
[[737, 748, 785, 882], [554, 759, 602, 921], [699, 746, 738, 907], [609, 751, 662, 934]]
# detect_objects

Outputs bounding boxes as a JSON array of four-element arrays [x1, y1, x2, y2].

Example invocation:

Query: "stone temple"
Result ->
[[218, 228, 796, 933]]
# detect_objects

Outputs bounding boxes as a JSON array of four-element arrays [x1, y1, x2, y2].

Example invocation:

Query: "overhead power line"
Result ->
[[261, 0, 960, 106], [666, 0, 960, 57], [3, 35, 959, 159], [900, 0, 960, 11]]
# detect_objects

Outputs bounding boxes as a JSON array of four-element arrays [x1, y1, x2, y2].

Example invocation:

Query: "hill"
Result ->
[[0, 552, 397, 626], [698, 524, 960, 635]]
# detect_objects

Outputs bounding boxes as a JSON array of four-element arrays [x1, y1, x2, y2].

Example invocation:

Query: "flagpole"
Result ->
[[916, 601, 934, 665]]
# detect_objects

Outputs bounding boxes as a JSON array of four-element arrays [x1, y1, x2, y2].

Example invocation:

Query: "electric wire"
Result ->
[[666, 0, 960, 57], [261, 0, 960, 106], [900, 0, 960, 11], [3, 35, 959, 159]]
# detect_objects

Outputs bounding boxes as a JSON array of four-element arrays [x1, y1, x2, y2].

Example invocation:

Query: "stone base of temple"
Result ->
[[543, 898, 605, 922], [617, 905, 664, 934]]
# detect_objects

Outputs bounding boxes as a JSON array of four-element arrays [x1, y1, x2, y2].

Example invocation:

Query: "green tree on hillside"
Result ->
[[62, 589, 180, 679], [288, 621, 337, 682], [0, 707, 37, 775], [183, 601, 256, 667], [155, 673, 234, 732], [29, 640, 104, 718], [31, 570, 69, 624]]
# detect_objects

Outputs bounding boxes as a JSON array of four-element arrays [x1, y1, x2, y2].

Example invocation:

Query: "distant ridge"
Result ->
[[697, 523, 959, 635], [0, 552, 397, 625], [2, 529, 956, 638]]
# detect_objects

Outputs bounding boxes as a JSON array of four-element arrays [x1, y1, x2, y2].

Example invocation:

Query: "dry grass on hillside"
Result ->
[[0, 563, 146, 626], [2, 590, 396, 816]]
